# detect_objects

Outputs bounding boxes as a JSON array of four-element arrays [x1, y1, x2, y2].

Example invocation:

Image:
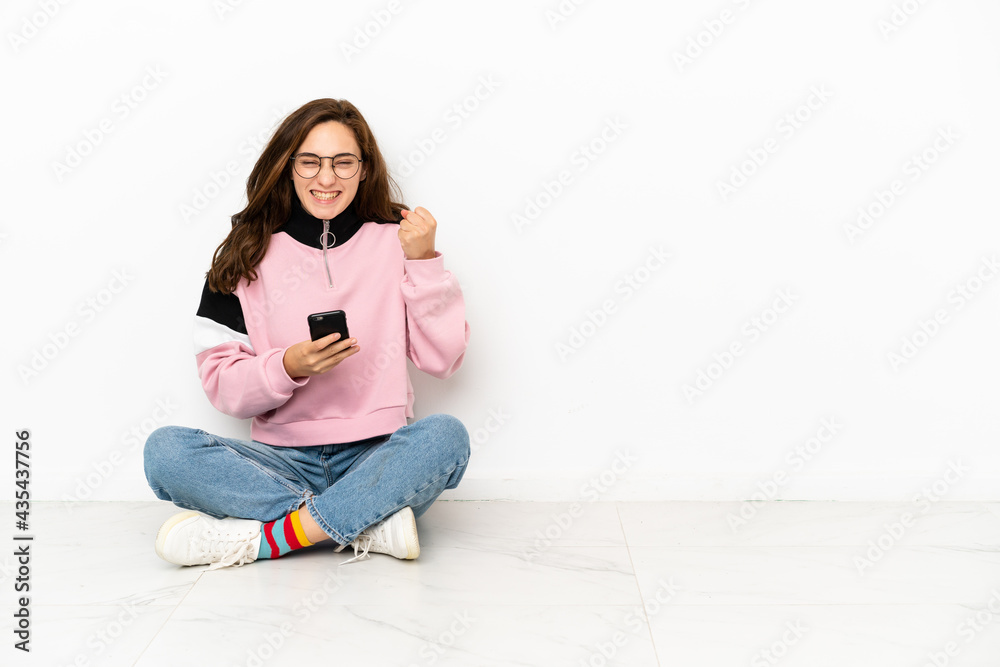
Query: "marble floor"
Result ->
[[2, 500, 1000, 666]]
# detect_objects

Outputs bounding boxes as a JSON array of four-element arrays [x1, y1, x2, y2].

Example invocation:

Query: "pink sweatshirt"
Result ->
[[192, 198, 470, 446]]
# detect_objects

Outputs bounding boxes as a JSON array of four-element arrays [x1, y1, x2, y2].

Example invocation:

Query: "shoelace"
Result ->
[[339, 534, 376, 566], [201, 529, 259, 571]]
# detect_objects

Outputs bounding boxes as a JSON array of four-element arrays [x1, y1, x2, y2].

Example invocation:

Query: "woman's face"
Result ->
[[291, 121, 367, 220]]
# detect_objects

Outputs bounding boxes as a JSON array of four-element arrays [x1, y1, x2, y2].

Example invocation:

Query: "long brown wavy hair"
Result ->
[[206, 99, 408, 294]]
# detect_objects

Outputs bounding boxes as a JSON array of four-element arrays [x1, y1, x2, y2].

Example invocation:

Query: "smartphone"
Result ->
[[307, 310, 350, 343]]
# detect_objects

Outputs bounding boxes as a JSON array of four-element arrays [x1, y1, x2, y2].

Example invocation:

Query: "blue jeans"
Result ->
[[143, 413, 470, 545]]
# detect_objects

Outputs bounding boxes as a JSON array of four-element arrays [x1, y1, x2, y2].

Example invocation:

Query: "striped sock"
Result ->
[[257, 509, 314, 559]]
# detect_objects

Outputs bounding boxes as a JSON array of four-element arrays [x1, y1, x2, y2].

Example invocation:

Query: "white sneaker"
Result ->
[[335, 506, 420, 565], [155, 510, 263, 571]]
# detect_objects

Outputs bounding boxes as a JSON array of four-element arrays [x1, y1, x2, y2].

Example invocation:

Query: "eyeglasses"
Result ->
[[290, 152, 363, 179]]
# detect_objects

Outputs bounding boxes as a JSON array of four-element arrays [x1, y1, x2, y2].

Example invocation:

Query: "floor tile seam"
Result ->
[[130, 573, 205, 664], [614, 502, 663, 667]]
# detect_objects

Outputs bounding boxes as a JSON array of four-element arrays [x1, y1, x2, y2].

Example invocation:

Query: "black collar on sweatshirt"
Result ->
[[276, 194, 398, 249]]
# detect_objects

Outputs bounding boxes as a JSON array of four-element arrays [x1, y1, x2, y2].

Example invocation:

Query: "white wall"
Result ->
[[4, 0, 998, 503]]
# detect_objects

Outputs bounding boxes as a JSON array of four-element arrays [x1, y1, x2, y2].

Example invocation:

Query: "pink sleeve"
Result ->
[[400, 251, 471, 379], [195, 341, 309, 419]]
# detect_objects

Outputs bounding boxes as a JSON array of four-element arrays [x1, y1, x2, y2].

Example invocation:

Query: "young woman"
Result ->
[[143, 99, 471, 570]]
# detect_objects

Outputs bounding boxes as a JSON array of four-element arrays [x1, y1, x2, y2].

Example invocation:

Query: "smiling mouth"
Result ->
[[311, 190, 341, 201]]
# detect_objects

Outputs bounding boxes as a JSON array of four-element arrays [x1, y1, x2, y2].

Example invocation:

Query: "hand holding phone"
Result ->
[[282, 311, 358, 380]]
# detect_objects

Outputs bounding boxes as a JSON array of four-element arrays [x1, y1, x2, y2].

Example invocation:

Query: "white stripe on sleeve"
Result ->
[[193, 315, 254, 356]]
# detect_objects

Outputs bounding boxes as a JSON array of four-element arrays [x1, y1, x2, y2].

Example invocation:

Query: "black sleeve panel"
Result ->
[[195, 277, 247, 335]]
